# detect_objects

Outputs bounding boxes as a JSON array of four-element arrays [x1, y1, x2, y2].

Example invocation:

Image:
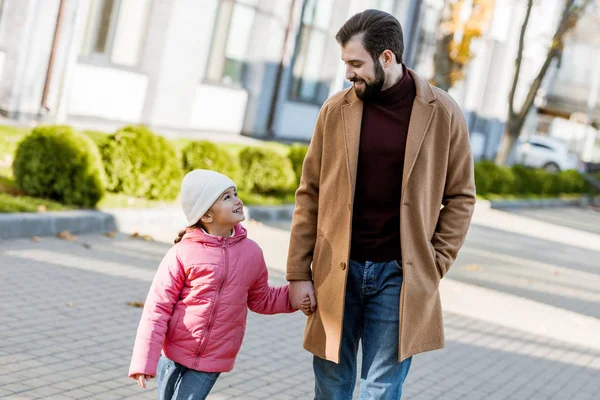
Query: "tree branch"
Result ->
[[515, 0, 591, 123], [508, 0, 534, 119]]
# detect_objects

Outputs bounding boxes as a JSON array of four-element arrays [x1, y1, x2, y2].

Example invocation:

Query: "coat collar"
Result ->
[[182, 223, 247, 246], [340, 68, 437, 200]]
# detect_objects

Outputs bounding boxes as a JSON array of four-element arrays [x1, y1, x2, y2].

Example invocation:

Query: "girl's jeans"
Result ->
[[156, 355, 220, 400]]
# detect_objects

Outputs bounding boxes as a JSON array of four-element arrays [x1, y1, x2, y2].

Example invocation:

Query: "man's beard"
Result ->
[[352, 60, 385, 101]]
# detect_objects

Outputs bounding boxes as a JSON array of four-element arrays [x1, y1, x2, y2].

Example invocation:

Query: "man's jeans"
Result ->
[[314, 259, 412, 400], [156, 355, 220, 400]]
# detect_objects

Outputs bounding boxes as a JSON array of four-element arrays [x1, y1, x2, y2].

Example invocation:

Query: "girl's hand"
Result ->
[[133, 374, 151, 389], [300, 296, 313, 316]]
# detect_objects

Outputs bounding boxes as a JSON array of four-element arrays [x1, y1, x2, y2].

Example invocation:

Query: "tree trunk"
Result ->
[[494, 126, 520, 165], [432, 33, 454, 91]]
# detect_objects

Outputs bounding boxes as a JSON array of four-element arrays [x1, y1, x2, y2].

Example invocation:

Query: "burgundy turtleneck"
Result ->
[[350, 65, 416, 262]]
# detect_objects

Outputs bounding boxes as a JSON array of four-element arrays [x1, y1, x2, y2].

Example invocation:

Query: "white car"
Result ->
[[514, 135, 579, 172]]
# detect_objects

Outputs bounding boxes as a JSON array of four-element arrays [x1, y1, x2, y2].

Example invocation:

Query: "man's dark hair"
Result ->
[[335, 9, 404, 64]]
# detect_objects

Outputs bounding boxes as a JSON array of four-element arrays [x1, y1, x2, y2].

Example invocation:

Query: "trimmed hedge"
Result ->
[[475, 161, 590, 197], [12, 125, 105, 207], [288, 144, 309, 185], [99, 125, 182, 200], [239, 147, 296, 194], [181, 140, 241, 183]]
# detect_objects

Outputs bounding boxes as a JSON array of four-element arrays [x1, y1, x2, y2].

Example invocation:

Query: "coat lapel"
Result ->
[[341, 91, 363, 198], [402, 69, 436, 197]]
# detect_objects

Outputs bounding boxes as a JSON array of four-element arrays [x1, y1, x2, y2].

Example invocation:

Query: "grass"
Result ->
[[0, 192, 72, 213], [97, 193, 176, 209]]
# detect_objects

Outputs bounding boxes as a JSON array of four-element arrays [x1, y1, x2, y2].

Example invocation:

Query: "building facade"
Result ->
[[0, 0, 424, 141]]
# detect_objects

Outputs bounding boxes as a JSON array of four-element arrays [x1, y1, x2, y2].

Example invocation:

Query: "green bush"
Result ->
[[239, 147, 296, 194], [511, 165, 551, 195], [288, 144, 309, 185], [12, 125, 105, 207], [99, 125, 182, 200], [548, 170, 586, 195], [474, 161, 515, 195], [83, 130, 110, 150], [181, 140, 241, 182]]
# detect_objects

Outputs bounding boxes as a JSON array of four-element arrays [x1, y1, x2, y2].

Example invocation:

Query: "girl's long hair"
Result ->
[[174, 220, 204, 244]]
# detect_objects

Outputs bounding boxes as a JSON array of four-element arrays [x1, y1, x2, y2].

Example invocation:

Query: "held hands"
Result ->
[[290, 280, 317, 316], [299, 295, 314, 316], [133, 374, 152, 389]]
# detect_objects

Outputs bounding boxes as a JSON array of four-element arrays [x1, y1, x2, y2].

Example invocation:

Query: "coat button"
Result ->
[[340, 262, 347, 270]]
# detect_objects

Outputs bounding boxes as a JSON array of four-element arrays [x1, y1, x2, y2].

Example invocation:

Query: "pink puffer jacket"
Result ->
[[129, 224, 295, 377]]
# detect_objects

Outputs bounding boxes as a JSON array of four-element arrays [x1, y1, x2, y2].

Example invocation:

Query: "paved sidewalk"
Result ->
[[1, 208, 600, 399]]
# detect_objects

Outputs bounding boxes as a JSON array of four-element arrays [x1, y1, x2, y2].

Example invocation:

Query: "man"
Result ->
[[286, 9, 476, 400]]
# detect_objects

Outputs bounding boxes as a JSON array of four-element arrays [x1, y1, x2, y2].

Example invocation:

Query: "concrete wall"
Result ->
[[190, 84, 248, 133], [67, 64, 148, 122]]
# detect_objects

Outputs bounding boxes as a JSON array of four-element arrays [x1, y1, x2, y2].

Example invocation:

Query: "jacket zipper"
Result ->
[[193, 238, 229, 368]]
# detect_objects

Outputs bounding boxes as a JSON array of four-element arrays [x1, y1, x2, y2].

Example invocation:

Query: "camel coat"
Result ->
[[286, 69, 476, 363]]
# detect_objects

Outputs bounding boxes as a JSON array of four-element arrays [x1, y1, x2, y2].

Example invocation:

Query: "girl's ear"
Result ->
[[201, 213, 213, 224]]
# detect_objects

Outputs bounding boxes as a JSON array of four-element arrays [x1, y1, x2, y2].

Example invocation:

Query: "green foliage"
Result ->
[[181, 140, 241, 182], [549, 170, 587, 195], [238, 147, 296, 194], [83, 130, 110, 150], [511, 165, 551, 195], [288, 144, 309, 185], [12, 125, 105, 207], [476, 160, 589, 197], [474, 161, 515, 195], [99, 125, 182, 200]]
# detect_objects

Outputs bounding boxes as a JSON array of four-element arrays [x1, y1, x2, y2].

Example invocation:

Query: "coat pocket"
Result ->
[[429, 243, 443, 280]]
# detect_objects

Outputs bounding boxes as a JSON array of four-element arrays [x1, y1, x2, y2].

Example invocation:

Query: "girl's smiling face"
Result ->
[[204, 187, 245, 229]]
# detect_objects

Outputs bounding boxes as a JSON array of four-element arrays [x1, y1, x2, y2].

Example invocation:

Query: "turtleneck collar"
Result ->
[[370, 64, 414, 105]]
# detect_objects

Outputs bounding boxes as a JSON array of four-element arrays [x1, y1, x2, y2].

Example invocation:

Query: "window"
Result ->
[[79, 0, 152, 68], [289, 0, 335, 103], [528, 142, 554, 151], [205, 0, 258, 85]]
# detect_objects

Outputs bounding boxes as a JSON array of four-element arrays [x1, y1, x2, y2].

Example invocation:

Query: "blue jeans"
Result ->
[[156, 355, 220, 400], [314, 259, 412, 400]]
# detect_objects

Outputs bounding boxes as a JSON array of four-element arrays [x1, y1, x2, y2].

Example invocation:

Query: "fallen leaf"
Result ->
[[131, 232, 153, 241], [65, 302, 74, 307], [127, 301, 145, 308], [31, 236, 40, 242], [37, 205, 46, 213], [464, 264, 481, 272], [57, 231, 77, 241], [106, 231, 116, 238]]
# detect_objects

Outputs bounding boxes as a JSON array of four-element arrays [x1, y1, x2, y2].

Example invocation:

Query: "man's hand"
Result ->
[[289, 280, 317, 313]]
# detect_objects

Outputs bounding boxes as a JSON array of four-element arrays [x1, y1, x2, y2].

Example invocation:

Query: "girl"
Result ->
[[129, 169, 311, 399]]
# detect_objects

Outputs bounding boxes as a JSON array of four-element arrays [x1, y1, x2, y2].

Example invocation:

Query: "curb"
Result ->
[[0, 205, 296, 240], [0, 210, 117, 240], [482, 196, 590, 210], [0, 197, 591, 240]]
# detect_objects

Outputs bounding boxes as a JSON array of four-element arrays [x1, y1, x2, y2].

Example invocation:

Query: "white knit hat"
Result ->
[[181, 169, 237, 226]]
